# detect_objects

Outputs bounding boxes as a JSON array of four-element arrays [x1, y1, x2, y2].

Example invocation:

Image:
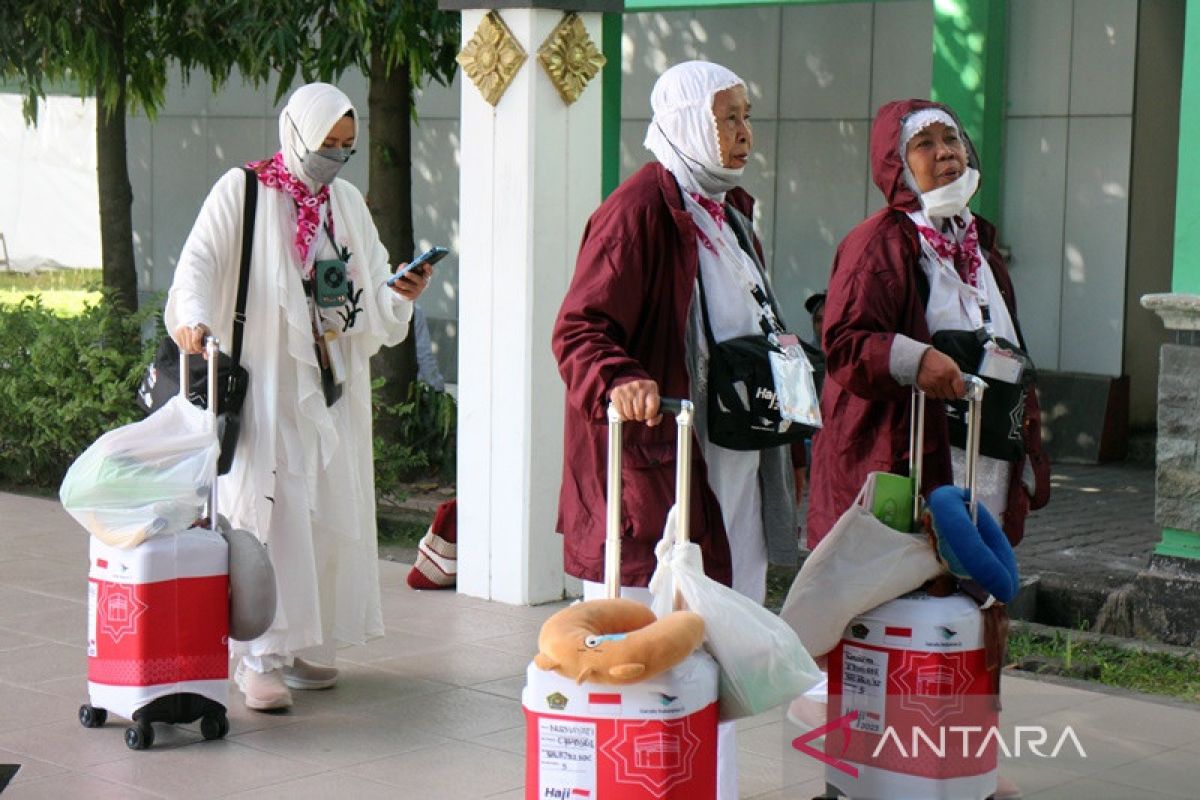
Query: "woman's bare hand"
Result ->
[[173, 324, 211, 356], [916, 348, 964, 400], [390, 264, 433, 300], [609, 379, 662, 426]]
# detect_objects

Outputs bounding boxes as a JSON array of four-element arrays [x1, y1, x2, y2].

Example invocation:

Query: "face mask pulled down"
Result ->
[[920, 167, 980, 219]]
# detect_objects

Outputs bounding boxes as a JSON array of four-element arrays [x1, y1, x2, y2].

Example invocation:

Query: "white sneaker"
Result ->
[[234, 662, 293, 711], [282, 658, 338, 690]]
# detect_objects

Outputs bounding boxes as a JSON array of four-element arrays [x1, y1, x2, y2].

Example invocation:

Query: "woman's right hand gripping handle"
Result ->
[[173, 324, 212, 356], [609, 379, 663, 427]]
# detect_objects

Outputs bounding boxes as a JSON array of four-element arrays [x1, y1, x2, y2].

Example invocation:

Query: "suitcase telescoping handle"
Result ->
[[908, 374, 987, 528], [961, 374, 986, 523], [179, 336, 221, 532], [604, 398, 694, 600]]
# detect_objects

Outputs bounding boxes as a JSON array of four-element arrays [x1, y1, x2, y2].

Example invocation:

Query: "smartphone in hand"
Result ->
[[387, 246, 449, 287]]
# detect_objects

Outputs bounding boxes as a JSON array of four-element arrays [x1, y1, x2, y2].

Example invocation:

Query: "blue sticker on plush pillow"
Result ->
[[927, 486, 1019, 603]]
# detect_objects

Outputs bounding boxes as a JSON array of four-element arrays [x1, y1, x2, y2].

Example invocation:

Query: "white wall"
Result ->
[[1003, 0, 1138, 377], [0, 95, 100, 268]]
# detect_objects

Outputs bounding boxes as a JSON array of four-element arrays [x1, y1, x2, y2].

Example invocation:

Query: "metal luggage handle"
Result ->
[[604, 398, 694, 600], [909, 375, 987, 527], [962, 375, 986, 523], [179, 337, 221, 532]]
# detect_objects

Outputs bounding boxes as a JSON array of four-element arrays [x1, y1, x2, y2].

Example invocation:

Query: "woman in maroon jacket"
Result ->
[[808, 99, 1050, 551], [552, 61, 802, 605], [553, 59, 805, 800]]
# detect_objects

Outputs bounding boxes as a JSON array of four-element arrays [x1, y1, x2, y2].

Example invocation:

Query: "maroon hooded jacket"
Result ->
[[807, 99, 1051, 549], [552, 162, 752, 588]]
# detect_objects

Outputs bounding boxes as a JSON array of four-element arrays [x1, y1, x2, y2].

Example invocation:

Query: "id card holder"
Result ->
[[314, 258, 348, 308], [978, 340, 1024, 384]]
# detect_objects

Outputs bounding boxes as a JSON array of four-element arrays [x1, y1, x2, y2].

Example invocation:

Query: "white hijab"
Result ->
[[644, 61, 745, 199], [279, 82, 356, 192]]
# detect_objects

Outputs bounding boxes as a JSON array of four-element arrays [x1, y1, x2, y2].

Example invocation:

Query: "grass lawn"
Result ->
[[1007, 626, 1200, 704], [0, 268, 102, 315]]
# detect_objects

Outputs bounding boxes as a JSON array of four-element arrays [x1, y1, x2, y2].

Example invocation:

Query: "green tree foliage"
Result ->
[[0, 2, 262, 313], [0, 290, 158, 487]]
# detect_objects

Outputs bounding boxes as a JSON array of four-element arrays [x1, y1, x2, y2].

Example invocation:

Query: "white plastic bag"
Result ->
[[649, 508, 822, 720], [60, 396, 219, 548], [779, 476, 945, 659]]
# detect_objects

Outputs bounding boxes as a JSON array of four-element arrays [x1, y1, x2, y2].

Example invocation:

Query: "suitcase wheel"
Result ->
[[78, 704, 107, 729], [125, 722, 154, 751], [200, 712, 229, 741]]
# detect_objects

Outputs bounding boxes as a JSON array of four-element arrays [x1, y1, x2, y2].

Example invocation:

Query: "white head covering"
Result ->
[[644, 61, 746, 198], [898, 106, 979, 219], [279, 83, 356, 190], [899, 107, 957, 156]]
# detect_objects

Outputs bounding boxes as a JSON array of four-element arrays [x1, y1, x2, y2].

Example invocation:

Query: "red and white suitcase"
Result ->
[[822, 377, 999, 800], [523, 399, 719, 799], [824, 591, 998, 799], [79, 339, 230, 750]]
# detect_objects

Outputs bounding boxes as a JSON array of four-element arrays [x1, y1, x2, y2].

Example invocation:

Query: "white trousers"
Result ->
[[701, 440, 767, 605], [582, 581, 737, 800]]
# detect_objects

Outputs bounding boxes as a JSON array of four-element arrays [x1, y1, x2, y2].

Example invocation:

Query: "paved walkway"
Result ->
[[2, 472, 1198, 799], [1017, 462, 1160, 586]]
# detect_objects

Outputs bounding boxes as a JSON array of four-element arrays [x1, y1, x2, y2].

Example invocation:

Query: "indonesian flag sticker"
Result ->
[[587, 692, 621, 712]]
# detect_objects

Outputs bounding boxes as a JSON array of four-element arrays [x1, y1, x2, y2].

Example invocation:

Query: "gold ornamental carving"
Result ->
[[537, 13, 607, 105], [457, 11, 527, 107]]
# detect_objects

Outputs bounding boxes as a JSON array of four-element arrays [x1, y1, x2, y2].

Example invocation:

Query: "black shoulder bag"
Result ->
[[696, 223, 814, 451], [914, 265, 1035, 463], [136, 167, 257, 475]]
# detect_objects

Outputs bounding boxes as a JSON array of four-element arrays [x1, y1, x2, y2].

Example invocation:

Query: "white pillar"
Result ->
[[450, 5, 610, 604]]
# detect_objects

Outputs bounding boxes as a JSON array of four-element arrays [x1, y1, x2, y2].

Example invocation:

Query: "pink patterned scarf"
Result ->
[[689, 192, 726, 254], [247, 152, 335, 277], [915, 215, 982, 287]]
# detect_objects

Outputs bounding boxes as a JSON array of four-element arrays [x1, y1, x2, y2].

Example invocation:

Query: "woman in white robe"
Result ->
[[166, 83, 431, 710]]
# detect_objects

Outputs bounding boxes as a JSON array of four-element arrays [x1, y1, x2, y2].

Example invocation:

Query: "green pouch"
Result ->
[[870, 471, 916, 533], [314, 259, 348, 308]]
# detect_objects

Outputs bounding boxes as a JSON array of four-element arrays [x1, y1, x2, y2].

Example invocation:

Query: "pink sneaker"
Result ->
[[234, 663, 293, 711]]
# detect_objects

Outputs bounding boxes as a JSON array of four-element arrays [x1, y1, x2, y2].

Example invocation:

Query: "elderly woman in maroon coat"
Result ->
[[808, 99, 1050, 551], [552, 61, 802, 605], [552, 59, 802, 800]]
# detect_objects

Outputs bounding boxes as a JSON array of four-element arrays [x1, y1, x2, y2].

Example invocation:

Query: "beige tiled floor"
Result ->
[[2, 491, 1199, 798]]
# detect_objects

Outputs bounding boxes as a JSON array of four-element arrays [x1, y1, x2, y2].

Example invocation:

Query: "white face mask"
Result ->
[[920, 167, 980, 218]]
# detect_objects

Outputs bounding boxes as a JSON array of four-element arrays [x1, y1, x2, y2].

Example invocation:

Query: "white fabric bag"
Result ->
[[779, 476, 945, 659], [650, 507, 823, 721], [60, 396, 219, 548]]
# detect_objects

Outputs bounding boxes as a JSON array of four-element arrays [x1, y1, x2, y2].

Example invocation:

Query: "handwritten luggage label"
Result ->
[[842, 645, 888, 734], [539, 719, 597, 797]]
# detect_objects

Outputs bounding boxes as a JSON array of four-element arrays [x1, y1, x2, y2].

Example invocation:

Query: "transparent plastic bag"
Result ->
[[649, 508, 823, 720], [60, 396, 219, 548], [768, 341, 821, 428]]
